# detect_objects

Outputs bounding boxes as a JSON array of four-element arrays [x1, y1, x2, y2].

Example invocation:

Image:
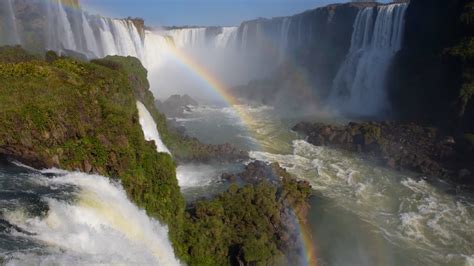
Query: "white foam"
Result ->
[[176, 164, 219, 188], [250, 139, 474, 263], [4, 171, 180, 265]]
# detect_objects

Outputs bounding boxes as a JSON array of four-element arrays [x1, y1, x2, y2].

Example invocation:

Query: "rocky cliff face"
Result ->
[[230, 3, 392, 112], [388, 0, 473, 132]]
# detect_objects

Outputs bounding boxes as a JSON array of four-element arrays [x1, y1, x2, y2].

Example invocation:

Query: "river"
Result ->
[[174, 104, 474, 266]]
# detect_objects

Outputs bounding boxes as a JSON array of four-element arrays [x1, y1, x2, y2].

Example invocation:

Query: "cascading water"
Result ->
[[241, 24, 249, 49], [136, 101, 171, 154], [0, 0, 21, 45], [165, 28, 207, 47], [215, 27, 238, 48], [81, 12, 100, 57], [279, 17, 292, 62], [1, 0, 145, 60], [46, 0, 77, 52], [330, 3, 408, 116], [0, 162, 180, 265]]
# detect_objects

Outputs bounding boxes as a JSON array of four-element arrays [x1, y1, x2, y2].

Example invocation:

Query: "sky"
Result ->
[[80, 0, 367, 27]]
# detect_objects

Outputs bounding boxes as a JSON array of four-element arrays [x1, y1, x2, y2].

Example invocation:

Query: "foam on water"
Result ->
[[2, 169, 180, 265], [250, 140, 474, 265], [176, 164, 220, 188]]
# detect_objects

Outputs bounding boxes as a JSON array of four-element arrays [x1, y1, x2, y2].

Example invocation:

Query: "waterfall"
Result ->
[[98, 18, 119, 56], [0, 0, 21, 45], [46, 0, 77, 52], [143, 30, 170, 70], [81, 13, 100, 57], [109, 20, 143, 58], [2, 167, 180, 265], [241, 24, 249, 49], [215, 27, 238, 48], [165, 28, 207, 47], [0, 0, 146, 60], [136, 101, 171, 155], [279, 18, 292, 62], [330, 3, 408, 116]]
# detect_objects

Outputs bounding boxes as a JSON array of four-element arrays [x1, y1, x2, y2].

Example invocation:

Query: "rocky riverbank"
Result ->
[[293, 121, 474, 186]]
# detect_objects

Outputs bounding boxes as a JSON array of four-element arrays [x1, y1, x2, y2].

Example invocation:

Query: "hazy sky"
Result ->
[[80, 0, 374, 27]]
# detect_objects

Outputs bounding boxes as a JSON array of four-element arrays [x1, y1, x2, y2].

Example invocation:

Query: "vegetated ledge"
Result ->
[[178, 161, 312, 265], [293, 121, 474, 187], [0, 46, 185, 243], [92, 55, 249, 164], [0, 46, 311, 265]]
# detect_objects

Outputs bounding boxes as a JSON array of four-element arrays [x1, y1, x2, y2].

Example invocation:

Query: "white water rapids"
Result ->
[[0, 165, 180, 265], [172, 104, 474, 266], [1, 1, 473, 265]]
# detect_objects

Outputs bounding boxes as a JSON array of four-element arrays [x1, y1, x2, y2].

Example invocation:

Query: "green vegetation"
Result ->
[[0, 47, 311, 265], [464, 133, 474, 146], [0, 46, 184, 231], [449, 2, 474, 117], [94, 56, 243, 162], [177, 163, 312, 265]]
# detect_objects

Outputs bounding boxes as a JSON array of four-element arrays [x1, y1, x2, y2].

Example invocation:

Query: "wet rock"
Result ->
[[83, 160, 92, 173], [293, 121, 474, 186], [459, 169, 471, 179], [155, 94, 199, 118]]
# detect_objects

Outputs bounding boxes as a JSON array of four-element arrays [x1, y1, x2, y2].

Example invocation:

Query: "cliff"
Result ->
[[388, 0, 474, 132], [232, 3, 372, 107], [0, 46, 185, 232]]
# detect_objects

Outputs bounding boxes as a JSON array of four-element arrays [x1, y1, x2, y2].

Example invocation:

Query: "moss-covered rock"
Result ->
[[0, 46, 184, 233]]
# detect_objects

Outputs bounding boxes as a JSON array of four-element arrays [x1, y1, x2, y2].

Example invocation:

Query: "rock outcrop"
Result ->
[[388, 0, 474, 132], [293, 121, 474, 186], [155, 94, 199, 118], [232, 3, 377, 109]]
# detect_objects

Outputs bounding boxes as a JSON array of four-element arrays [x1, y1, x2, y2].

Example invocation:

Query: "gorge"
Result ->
[[0, 0, 473, 265]]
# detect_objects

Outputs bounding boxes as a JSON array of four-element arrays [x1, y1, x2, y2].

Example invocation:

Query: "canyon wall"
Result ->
[[389, 0, 474, 131]]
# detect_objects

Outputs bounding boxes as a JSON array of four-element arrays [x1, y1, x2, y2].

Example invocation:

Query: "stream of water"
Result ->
[[174, 104, 474, 266]]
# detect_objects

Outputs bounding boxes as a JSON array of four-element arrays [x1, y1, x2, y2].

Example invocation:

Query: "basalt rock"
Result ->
[[293, 121, 474, 186], [155, 94, 199, 118]]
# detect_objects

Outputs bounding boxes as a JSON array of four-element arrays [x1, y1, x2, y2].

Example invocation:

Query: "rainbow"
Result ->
[[165, 43, 256, 129], [160, 39, 318, 266], [39, 0, 319, 262]]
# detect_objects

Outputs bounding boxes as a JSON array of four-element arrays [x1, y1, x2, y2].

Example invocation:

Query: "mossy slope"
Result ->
[[0, 46, 184, 230], [0, 47, 312, 265]]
